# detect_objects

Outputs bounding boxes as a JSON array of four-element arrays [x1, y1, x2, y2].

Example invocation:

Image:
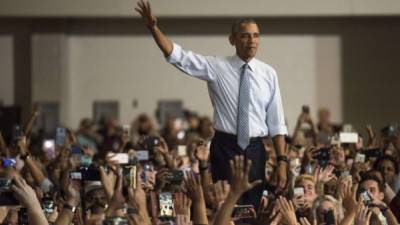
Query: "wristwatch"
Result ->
[[63, 203, 77, 213], [277, 155, 289, 164]]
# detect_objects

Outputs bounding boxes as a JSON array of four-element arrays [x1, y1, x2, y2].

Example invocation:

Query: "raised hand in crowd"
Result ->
[[11, 175, 48, 225], [314, 165, 336, 195], [338, 177, 358, 225], [314, 165, 335, 184], [212, 155, 262, 225], [206, 180, 230, 210], [154, 137, 175, 169], [330, 145, 346, 169], [254, 195, 282, 225], [17, 136, 53, 193], [193, 141, 213, 193], [126, 167, 151, 225], [23, 103, 40, 138], [99, 165, 117, 201], [105, 168, 125, 217], [277, 196, 298, 225], [183, 171, 208, 225], [55, 170, 80, 225], [154, 167, 172, 192], [355, 201, 372, 225], [174, 192, 191, 225], [338, 176, 357, 212], [365, 124, 377, 148], [301, 146, 319, 170]]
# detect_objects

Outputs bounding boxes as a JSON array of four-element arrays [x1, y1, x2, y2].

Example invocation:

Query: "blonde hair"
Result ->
[[311, 195, 343, 224], [295, 174, 315, 187]]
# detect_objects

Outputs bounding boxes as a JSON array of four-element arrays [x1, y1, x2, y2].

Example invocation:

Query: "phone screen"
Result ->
[[324, 210, 335, 225], [355, 153, 366, 163], [159, 192, 174, 218], [108, 153, 129, 164], [56, 127, 66, 147], [136, 151, 149, 161], [232, 205, 255, 219], [123, 165, 137, 189], [43, 139, 56, 160], [294, 187, 305, 197], [177, 145, 187, 156]]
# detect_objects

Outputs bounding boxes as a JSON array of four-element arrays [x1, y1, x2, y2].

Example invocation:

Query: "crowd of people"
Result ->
[[0, 105, 399, 225]]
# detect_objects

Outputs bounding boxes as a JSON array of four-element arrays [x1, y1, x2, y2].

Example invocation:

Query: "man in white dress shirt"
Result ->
[[136, 0, 289, 207]]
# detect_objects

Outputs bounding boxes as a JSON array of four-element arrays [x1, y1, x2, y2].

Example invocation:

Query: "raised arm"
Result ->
[[135, 0, 216, 81], [23, 104, 40, 138], [212, 156, 262, 225], [135, 0, 173, 57]]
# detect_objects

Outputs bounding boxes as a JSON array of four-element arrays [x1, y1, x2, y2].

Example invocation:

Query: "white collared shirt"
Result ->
[[166, 43, 288, 137]]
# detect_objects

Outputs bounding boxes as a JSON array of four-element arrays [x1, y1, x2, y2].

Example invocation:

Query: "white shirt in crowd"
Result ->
[[166, 43, 288, 138]]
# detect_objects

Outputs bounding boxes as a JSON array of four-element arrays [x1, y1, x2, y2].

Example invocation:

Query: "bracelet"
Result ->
[[277, 155, 289, 164], [379, 204, 389, 213], [63, 203, 77, 213], [381, 206, 389, 213], [20, 153, 30, 161], [199, 164, 209, 171]]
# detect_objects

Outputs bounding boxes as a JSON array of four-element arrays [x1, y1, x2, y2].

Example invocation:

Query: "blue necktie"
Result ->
[[237, 63, 250, 150]]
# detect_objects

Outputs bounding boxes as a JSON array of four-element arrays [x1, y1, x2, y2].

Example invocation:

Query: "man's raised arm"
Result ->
[[135, 0, 173, 57]]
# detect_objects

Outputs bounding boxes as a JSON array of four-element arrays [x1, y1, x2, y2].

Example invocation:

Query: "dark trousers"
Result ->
[[210, 131, 267, 208]]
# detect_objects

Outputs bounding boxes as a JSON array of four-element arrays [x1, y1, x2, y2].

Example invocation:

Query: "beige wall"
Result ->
[[341, 20, 400, 131], [60, 34, 341, 132], [2, 0, 400, 17], [5, 17, 400, 133], [0, 35, 14, 105], [32, 34, 65, 102], [315, 37, 342, 120]]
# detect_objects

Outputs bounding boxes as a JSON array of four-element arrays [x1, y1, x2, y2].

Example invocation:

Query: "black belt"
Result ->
[[214, 130, 267, 142]]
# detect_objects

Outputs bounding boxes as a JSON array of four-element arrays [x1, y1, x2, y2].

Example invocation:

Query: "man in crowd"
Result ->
[[135, 0, 289, 207]]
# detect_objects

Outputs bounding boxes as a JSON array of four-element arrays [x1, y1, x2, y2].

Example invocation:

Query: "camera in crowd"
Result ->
[[323, 209, 335, 225], [358, 187, 372, 206], [42, 195, 55, 216], [69, 146, 101, 181], [70, 167, 101, 181], [314, 147, 331, 168], [0, 178, 19, 205]]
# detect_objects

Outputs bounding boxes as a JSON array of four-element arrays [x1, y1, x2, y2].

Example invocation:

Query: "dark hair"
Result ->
[[231, 18, 257, 35], [363, 169, 386, 184], [373, 155, 399, 174], [359, 174, 385, 193]]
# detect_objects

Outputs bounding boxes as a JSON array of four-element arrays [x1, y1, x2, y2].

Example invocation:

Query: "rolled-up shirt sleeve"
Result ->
[[166, 43, 216, 82], [266, 71, 288, 137]]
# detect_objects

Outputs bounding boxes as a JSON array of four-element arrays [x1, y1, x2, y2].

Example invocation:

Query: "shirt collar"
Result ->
[[231, 54, 256, 72]]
